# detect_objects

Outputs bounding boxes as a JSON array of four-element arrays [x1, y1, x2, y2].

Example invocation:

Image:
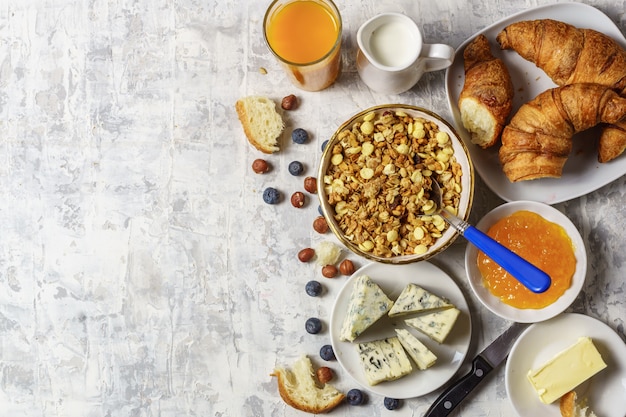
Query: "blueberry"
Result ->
[[321, 139, 329, 151], [305, 280, 323, 297], [384, 397, 400, 410], [346, 388, 365, 405], [262, 187, 280, 204], [319, 344, 335, 361], [305, 317, 322, 334], [292, 128, 309, 144], [318, 205, 323, 216], [288, 160, 304, 176]]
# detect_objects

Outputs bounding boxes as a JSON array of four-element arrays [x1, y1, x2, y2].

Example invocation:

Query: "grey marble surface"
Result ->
[[0, 0, 624, 416]]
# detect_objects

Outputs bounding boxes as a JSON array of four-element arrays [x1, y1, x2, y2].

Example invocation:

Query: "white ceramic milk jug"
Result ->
[[356, 13, 455, 94]]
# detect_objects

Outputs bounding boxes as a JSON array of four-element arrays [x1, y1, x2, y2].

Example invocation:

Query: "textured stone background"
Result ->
[[0, 0, 624, 416]]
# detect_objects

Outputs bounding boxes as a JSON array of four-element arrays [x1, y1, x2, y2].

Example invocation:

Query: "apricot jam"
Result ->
[[477, 210, 576, 309]]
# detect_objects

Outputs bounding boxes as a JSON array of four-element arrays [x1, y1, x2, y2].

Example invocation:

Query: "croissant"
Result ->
[[458, 34, 514, 148], [497, 19, 626, 162], [499, 83, 626, 182], [597, 119, 626, 162]]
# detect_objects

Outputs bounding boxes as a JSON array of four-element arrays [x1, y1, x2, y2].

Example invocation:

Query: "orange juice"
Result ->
[[264, 0, 342, 91], [266, 1, 339, 64]]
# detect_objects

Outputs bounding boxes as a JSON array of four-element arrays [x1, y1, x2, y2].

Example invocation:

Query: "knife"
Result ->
[[423, 322, 529, 417]]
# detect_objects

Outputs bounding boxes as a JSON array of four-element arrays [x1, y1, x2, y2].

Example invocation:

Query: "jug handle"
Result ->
[[422, 43, 455, 72]]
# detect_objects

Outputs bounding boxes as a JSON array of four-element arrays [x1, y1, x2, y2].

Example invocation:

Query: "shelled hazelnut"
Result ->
[[251, 159, 270, 174], [291, 192, 305, 208], [339, 259, 355, 275], [303, 176, 317, 194], [321, 265, 338, 278], [316, 366, 334, 384], [298, 248, 315, 262], [313, 216, 329, 234], [281, 94, 297, 110]]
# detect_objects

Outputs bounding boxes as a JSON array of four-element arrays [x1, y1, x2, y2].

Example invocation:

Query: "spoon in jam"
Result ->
[[423, 179, 551, 293]]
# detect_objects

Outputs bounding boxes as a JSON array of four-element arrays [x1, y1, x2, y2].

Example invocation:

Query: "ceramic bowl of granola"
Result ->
[[317, 105, 474, 264]]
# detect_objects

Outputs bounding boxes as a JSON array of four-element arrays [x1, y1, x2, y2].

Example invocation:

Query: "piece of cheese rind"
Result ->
[[339, 275, 394, 342], [405, 307, 460, 343], [357, 337, 413, 385], [388, 283, 454, 317], [527, 337, 607, 404], [395, 328, 437, 370]]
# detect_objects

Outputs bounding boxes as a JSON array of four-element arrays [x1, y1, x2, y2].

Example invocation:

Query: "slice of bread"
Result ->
[[271, 355, 345, 413], [560, 391, 598, 417], [236, 96, 284, 154]]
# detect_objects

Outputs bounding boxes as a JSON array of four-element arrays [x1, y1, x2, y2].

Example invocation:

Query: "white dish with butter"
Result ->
[[329, 261, 471, 399], [506, 313, 626, 417], [445, 2, 626, 204]]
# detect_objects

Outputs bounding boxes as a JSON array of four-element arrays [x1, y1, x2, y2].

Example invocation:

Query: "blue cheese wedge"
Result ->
[[339, 275, 394, 342], [405, 307, 460, 343], [388, 283, 453, 317], [395, 328, 437, 370], [357, 337, 413, 385], [527, 337, 607, 404]]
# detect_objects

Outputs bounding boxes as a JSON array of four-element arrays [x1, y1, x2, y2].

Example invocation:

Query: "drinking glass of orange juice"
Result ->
[[263, 0, 342, 91]]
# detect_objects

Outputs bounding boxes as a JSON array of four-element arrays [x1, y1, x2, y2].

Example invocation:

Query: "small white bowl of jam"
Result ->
[[464, 201, 587, 323]]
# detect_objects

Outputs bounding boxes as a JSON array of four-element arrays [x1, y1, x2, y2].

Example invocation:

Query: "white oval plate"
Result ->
[[445, 2, 626, 204], [506, 313, 626, 417], [329, 261, 471, 399], [465, 201, 587, 323]]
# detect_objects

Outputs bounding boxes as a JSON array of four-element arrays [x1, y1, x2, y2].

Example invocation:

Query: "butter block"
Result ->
[[527, 337, 607, 404]]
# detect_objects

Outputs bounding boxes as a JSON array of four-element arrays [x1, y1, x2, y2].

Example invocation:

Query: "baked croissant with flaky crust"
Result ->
[[497, 19, 626, 162], [499, 83, 626, 182], [458, 34, 514, 148], [596, 119, 626, 162]]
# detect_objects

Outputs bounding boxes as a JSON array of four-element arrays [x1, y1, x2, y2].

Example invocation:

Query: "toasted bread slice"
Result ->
[[271, 355, 345, 413], [560, 391, 597, 417], [236, 96, 284, 153]]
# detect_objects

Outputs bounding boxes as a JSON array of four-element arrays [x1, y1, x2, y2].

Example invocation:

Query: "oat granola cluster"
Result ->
[[323, 109, 463, 258]]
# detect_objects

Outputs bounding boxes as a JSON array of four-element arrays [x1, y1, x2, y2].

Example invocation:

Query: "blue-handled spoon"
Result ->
[[425, 180, 551, 293]]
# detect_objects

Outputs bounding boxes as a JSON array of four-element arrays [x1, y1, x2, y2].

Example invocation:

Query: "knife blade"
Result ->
[[423, 322, 529, 417]]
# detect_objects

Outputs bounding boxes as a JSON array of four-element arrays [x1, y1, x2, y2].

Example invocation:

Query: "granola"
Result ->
[[323, 109, 463, 258]]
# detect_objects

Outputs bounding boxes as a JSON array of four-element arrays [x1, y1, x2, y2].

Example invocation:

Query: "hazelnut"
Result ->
[[298, 248, 315, 263], [316, 366, 333, 384], [303, 176, 317, 194], [290, 191, 305, 208], [321, 265, 338, 278], [339, 259, 355, 275], [251, 159, 270, 174], [281, 94, 298, 110], [313, 216, 329, 234]]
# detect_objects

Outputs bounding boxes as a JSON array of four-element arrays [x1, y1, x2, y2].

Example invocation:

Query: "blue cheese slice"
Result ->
[[339, 275, 394, 342], [388, 283, 453, 317], [357, 337, 413, 385], [395, 328, 437, 370], [405, 307, 460, 343]]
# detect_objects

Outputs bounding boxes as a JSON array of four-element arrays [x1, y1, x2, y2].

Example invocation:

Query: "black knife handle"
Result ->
[[423, 356, 494, 417]]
